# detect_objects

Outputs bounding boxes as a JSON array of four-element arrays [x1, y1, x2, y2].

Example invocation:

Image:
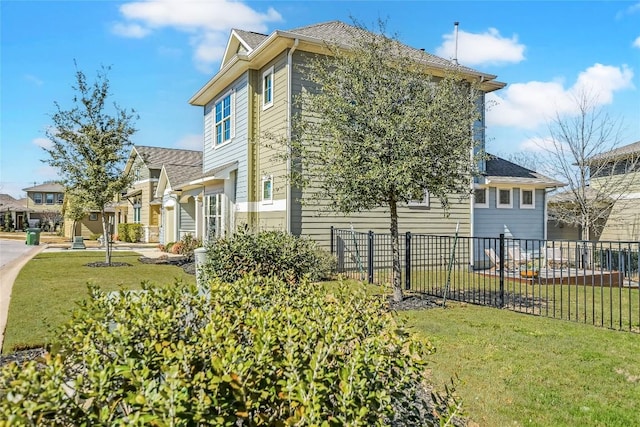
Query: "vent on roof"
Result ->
[[452, 21, 459, 65]]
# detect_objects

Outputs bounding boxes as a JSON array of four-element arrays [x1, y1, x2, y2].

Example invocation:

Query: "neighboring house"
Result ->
[[185, 20, 508, 249], [474, 155, 564, 239], [63, 201, 116, 240], [548, 140, 640, 241], [117, 146, 202, 243], [22, 182, 65, 231], [0, 193, 30, 230], [155, 154, 204, 244]]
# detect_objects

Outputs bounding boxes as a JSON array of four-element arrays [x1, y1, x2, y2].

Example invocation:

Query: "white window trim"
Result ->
[[213, 89, 235, 148], [496, 188, 513, 209], [262, 175, 273, 205], [408, 189, 430, 208], [474, 187, 489, 208], [520, 188, 535, 209], [262, 66, 274, 110]]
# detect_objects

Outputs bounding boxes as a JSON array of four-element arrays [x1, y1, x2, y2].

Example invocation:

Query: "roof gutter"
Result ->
[[286, 38, 299, 234]]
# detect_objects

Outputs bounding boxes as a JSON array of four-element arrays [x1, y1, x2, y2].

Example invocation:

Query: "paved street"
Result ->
[[0, 238, 36, 270]]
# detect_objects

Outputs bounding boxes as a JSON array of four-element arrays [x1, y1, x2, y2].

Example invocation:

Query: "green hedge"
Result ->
[[203, 228, 336, 284], [117, 223, 143, 243], [0, 277, 454, 425]]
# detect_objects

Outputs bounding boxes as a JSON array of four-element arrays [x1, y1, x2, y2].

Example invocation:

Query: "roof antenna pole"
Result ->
[[453, 21, 459, 65]]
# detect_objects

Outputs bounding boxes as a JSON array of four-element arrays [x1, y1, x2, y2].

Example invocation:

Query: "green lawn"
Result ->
[[403, 303, 640, 426], [4, 254, 640, 426], [2, 251, 196, 353]]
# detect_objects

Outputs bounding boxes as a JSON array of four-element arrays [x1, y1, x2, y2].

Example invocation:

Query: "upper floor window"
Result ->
[[408, 189, 430, 208], [45, 193, 54, 205], [263, 67, 274, 109], [215, 91, 234, 146], [497, 188, 512, 209], [520, 189, 535, 209], [474, 188, 488, 208], [262, 175, 273, 204], [33, 193, 43, 204], [57, 193, 64, 204]]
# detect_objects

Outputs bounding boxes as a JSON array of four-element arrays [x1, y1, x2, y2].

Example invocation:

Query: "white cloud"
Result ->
[[519, 136, 559, 152], [35, 165, 60, 181], [176, 134, 202, 150], [616, 2, 640, 19], [33, 137, 53, 150], [487, 64, 635, 129], [111, 22, 152, 38], [633, 36, 640, 48], [112, 0, 283, 72], [435, 27, 525, 66]]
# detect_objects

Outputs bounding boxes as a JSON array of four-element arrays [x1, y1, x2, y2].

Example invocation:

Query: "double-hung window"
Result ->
[[263, 67, 274, 109], [474, 188, 488, 208], [262, 175, 273, 204], [215, 92, 233, 146], [33, 193, 42, 204], [46, 193, 54, 205], [497, 188, 513, 209], [205, 193, 223, 241], [520, 189, 535, 209], [408, 189, 430, 208]]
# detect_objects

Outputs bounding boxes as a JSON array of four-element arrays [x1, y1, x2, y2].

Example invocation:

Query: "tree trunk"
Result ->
[[101, 210, 111, 265], [389, 198, 403, 302]]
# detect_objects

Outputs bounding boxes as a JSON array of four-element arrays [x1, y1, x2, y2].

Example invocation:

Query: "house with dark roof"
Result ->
[[474, 154, 563, 241], [117, 146, 202, 243]]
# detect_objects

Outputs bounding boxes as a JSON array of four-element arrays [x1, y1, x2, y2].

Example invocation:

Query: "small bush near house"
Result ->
[[0, 277, 458, 425], [117, 223, 143, 243], [203, 228, 336, 284]]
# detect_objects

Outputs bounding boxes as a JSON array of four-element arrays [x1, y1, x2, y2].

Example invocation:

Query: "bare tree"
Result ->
[[542, 89, 636, 240]]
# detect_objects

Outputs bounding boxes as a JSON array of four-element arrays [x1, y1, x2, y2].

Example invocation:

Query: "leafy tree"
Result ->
[[43, 64, 137, 264], [540, 90, 636, 240], [61, 190, 90, 237], [288, 21, 482, 301]]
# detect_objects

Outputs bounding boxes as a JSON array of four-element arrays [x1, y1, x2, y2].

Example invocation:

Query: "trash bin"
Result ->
[[26, 228, 41, 246]]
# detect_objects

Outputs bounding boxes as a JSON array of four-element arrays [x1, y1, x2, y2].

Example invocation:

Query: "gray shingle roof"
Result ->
[[0, 194, 27, 211], [485, 154, 564, 187], [233, 29, 269, 50], [587, 140, 640, 162], [22, 182, 64, 192], [163, 164, 203, 187], [133, 146, 202, 170], [284, 20, 489, 77]]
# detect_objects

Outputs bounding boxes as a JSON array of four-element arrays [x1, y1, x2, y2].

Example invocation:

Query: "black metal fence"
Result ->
[[330, 227, 640, 333]]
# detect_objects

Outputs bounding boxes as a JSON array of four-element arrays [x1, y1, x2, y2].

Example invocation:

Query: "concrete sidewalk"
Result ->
[[0, 241, 172, 350]]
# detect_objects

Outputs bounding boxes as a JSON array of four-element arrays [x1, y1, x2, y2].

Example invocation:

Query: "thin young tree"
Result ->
[[541, 90, 635, 240], [288, 22, 482, 302], [43, 64, 137, 265]]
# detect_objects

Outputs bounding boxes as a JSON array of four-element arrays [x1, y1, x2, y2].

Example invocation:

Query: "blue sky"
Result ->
[[1, 0, 639, 198]]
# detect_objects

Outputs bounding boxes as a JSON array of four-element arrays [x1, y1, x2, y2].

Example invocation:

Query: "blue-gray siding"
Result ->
[[474, 188, 546, 240], [203, 72, 249, 203]]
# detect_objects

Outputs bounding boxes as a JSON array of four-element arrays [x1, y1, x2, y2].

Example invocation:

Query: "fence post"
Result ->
[[499, 233, 505, 308], [405, 232, 411, 290], [330, 226, 334, 256], [368, 231, 374, 284]]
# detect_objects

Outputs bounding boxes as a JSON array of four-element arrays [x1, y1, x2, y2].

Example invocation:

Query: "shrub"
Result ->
[[117, 223, 143, 243], [203, 227, 336, 284], [175, 234, 202, 261], [170, 241, 183, 254], [0, 277, 455, 425]]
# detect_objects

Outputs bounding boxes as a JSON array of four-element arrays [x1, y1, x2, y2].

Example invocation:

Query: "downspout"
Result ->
[[286, 38, 299, 234]]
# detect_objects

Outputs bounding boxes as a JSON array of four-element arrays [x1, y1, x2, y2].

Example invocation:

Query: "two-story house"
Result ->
[[117, 146, 202, 243], [181, 20, 556, 255], [548, 140, 640, 241], [22, 182, 65, 231]]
